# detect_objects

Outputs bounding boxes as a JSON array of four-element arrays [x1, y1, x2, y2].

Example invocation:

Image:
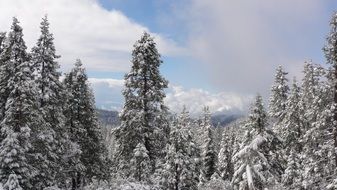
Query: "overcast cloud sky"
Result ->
[[0, 0, 336, 115]]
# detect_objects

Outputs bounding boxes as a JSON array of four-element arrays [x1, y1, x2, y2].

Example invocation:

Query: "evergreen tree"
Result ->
[[218, 127, 235, 181], [232, 95, 283, 190], [282, 149, 302, 190], [269, 65, 289, 119], [115, 32, 169, 178], [199, 106, 216, 184], [3, 173, 23, 190], [162, 108, 199, 190], [281, 78, 303, 189], [323, 12, 337, 184], [299, 63, 332, 189], [0, 32, 5, 55], [0, 18, 29, 122], [269, 65, 289, 135], [299, 62, 324, 131], [320, 69, 337, 189], [282, 78, 303, 154], [130, 143, 151, 182], [30, 16, 71, 186], [0, 30, 6, 140], [301, 64, 335, 189], [0, 26, 40, 189], [31, 16, 61, 107], [63, 60, 109, 187]]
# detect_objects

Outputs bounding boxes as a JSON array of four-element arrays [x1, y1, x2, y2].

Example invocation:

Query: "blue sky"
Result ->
[[92, 0, 210, 90], [95, 0, 337, 89], [94, 0, 337, 112], [0, 0, 336, 115]]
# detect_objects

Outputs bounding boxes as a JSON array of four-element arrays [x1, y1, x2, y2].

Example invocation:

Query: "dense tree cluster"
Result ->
[[0, 17, 108, 189]]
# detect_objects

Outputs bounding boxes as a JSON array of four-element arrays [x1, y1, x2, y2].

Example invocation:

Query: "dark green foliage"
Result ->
[[30, 16, 70, 188], [115, 32, 169, 179], [64, 60, 110, 186], [0, 18, 40, 189]]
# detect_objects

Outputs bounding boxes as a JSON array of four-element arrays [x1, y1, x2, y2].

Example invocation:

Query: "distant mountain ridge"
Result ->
[[96, 109, 119, 126], [211, 113, 242, 127], [96, 109, 241, 127]]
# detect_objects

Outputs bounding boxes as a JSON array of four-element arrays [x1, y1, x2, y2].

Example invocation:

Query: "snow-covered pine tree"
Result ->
[[282, 78, 303, 154], [199, 106, 216, 185], [282, 149, 302, 190], [161, 108, 199, 190], [321, 68, 337, 190], [115, 32, 169, 178], [31, 16, 61, 107], [218, 127, 235, 182], [232, 95, 283, 190], [299, 62, 324, 132], [0, 27, 41, 189], [323, 12, 337, 183], [130, 143, 151, 182], [3, 173, 23, 190], [0, 32, 5, 55], [63, 59, 109, 187], [30, 16, 72, 186], [269, 65, 289, 136], [281, 78, 303, 189], [299, 63, 333, 189], [0, 18, 29, 123]]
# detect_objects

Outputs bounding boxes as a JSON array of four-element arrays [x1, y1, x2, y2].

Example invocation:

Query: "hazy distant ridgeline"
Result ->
[[96, 108, 241, 127]]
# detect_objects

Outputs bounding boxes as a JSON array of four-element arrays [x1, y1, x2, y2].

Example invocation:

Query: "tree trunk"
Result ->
[[71, 177, 76, 190], [175, 163, 179, 190], [76, 172, 81, 189], [333, 65, 337, 167]]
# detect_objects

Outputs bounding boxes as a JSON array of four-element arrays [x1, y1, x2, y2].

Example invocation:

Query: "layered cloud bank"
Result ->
[[0, 0, 182, 72], [165, 85, 252, 116], [89, 78, 251, 116], [172, 0, 329, 95]]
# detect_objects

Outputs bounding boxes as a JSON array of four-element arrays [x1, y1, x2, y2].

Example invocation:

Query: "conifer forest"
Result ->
[[2, 6, 337, 190]]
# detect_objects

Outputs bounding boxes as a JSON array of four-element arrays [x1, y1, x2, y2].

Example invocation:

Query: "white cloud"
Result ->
[[165, 85, 252, 116], [88, 78, 124, 88], [0, 0, 184, 72], [172, 0, 328, 96], [88, 78, 251, 115], [87, 78, 124, 111]]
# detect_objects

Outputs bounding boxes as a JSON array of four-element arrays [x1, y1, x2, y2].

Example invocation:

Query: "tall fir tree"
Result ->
[[199, 106, 216, 185], [232, 95, 283, 190], [320, 69, 337, 188], [63, 60, 109, 187], [269, 65, 289, 136], [30, 16, 71, 186], [0, 18, 40, 188], [282, 78, 303, 154], [0, 18, 30, 123], [299, 63, 333, 189], [299, 62, 324, 132], [281, 78, 303, 189], [0, 32, 5, 55], [31, 16, 61, 107], [218, 127, 235, 182], [129, 143, 151, 182], [282, 149, 302, 190], [115, 32, 169, 178], [323, 12, 337, 181], [161, 108, 199, 190]]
